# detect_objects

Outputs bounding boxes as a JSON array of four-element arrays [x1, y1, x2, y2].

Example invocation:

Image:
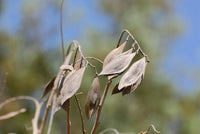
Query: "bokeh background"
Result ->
[[0, 0, 200, 134]]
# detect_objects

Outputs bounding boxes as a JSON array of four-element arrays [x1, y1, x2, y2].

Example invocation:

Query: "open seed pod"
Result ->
[[103, 41, 127, 68], [99, 51, 136, 76], [112, 83, 122, 95], [108, 48, 133, 80], [118, 57, 146, 90], [122, 75, 143, 95], [112, 57, 147, 95], [85, 77, 100, 119], [57, 67, 86, 105], [73, 48, 86, 70], [41, 51, 73, 98]]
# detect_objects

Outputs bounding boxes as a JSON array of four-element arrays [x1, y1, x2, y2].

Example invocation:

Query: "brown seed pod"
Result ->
[[118, 57, 146, 91], [112, 83, 122, 95], [57, 67, 86, 105], [108, 48, 133, 80], [41, 77, 56, 98], [122, 75, 143, 95], [99, 52, 136, 76], [41, 51, 74, 98], [85, 77, 100, 119], [103, 41, 127, 68]]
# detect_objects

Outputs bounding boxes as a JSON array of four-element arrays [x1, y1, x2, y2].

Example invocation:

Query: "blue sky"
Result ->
[[163, 0, 200, 93], [0, 0, 199, 94]]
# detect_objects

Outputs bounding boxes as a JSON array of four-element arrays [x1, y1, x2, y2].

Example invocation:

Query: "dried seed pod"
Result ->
[[122, 75, 143, 95], [112, 83, 133, 95], [112, 83, 122, 95], [61, 99, 70, 112], [103, 41, 127, 68], [108, 48, 133, 80], [41, 77, 56, 98], [118, 57, 146, 90], [60, 65, 74, 71], [85, 77, 100, 119], [63, 51, 73, 66], [73, 49, 86, 69], [57, 67, 86, 105], [99, 52, 136, 76], [41, 51, 73, 98]]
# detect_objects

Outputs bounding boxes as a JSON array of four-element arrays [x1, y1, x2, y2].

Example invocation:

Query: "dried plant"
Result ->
[[0, 1, 161, 134]]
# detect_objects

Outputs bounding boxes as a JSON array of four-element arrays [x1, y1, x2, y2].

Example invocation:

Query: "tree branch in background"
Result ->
[[0, 108, 26, 120]]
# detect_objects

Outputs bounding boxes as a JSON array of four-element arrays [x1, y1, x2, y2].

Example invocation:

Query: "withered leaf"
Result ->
[[99, 52, 136, 76], [103, 41, 127, 68], [41, 76, 56, 98], [85, 77, 100, 119], [58, 67, 86, 105], [118, 57, 146, 90]]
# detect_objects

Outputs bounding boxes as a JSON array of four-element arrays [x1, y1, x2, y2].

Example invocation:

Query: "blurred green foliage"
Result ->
[[0, 0, 199, 134]]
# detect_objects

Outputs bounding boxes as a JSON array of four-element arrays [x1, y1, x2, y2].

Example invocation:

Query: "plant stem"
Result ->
[[39, 91, 55, 134], [71, 40, 99, 75], [85, 57, 103, 64], [117, 29, 150, 62], [66, 99, 71, 134], [60, 0, 65, 61], [74, 95, 86, 134], [60, 0, 71, 133], [0, 96, 43, 134], [91, 80, 112, 134]]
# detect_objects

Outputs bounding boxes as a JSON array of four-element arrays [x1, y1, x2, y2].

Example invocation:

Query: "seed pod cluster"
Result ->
[[41, 30, 149, 128]]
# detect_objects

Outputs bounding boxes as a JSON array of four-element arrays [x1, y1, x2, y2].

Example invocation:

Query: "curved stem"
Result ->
[[0, 96, 43, 134], [71, 40, 99, 76], [117, 29, 150, 62], [145, 124, 160, 134], [85, 57, 103, 64], [91, 80, 112, 134], [99, 128, 120, 134], [116, 30, 126, 48]]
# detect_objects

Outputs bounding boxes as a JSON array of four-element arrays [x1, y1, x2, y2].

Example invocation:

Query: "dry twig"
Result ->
[[74, 95, 86, 134], [0, 96, 43, 134], [0, 108, 26, 120]]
